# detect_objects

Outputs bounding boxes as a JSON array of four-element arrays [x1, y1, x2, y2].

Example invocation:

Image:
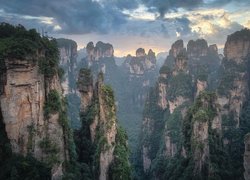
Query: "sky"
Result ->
[[0, 0, 250, 57]]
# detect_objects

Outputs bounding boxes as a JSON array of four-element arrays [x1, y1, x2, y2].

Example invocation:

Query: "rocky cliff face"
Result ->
[[82, 41, 118, 88], [0, 51, 70, 179], [169, 39, 185, 58], [57, 38, 78, 95], [164, 39, 185, 69], [86, 41, 114, 62], [139, 29, 250, 180], [123, 48, 157, 76], [76, 69, 131, 180], [0, 24, 79, 179], [218, 29, 250, 129], [57, 38, 81, 129], [121, 48, 158, 108], [187, 39, 208, 60], [224, 29, 250, 63], [141, 40, 193, 175]]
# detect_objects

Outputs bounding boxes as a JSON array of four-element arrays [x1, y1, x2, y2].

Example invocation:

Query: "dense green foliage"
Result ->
[[217, 59, 246, 95], [44, 90, 61, 118], [0, 23, 61, 80], [142, 87, 166, 160], [75, 70, 131, 179], [167, 72, 193, 100], [77, 68, 93, 88], [109, 126, 131, 180], [38, 38, 60, 78], [0, 23, 41, 60], [43, 89, 81, 179]]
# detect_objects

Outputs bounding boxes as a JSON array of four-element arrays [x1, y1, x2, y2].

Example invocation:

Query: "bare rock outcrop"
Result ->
[[187, 39, 208, 59], [124, 48, 157, 75], [86, 41, 114, 64], [77, 70, 117, 180], [57, 38, 78, 95], [224, 29, 250, 63], [169, 39, 185, 58], [0, 56, 68, 179]]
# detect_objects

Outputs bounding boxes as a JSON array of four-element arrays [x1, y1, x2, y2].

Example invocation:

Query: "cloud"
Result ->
[[161, 24, 169, 37], [140, 0, 250, 18], [141, 0, 203, 17], [101, 0, 139, 10], [205, 0, 250, 7], [0, 0, 128, 34]]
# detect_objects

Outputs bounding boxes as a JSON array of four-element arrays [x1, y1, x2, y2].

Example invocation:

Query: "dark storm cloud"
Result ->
[[0, 0, 128, 34], [104, 0, 139, 10], [140, 0, 250, 17], [207, 0, 250, 7], [141, 0, 203, 17], [175, 17, 192, 36], [1, 0, 249, 36]]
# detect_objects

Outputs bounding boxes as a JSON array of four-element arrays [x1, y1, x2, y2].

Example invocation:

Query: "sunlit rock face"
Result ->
[[0, 56, 68, 179]]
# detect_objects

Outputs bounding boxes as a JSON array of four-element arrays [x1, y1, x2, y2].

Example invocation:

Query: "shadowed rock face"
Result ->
[[187, 39, 208, 59], [57, 38, 78, 95], [77, 70, 118, 180], [86, 41, 114, 63], [123, 48, 157, 75], [169, 39, 185, 58], [224, 29, 250, 63], [209, 44, 218, 54], [136, 48, 146, 57]]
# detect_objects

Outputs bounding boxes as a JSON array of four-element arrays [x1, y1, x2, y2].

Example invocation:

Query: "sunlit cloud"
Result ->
[[122, 5, 157, 20]]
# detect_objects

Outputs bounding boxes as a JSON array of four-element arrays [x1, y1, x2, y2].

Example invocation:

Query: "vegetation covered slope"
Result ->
[[75, 68, 131, 180], [138, 29, 250, 180], [0, 23, 80, 179]]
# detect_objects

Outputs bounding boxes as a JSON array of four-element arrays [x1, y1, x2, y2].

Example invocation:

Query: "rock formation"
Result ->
[[224, 29, 250, 62], [141, 40, 193, 175], [0, 24, 75, 179], [138, 29, 250, 180], [57, 38, 78, 95], [57, 38, 81, 129], [123, 48, 157, 76], [76, 69, 131, 180], [187, 39, 208, 59], [86, 41, 114, 61]]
